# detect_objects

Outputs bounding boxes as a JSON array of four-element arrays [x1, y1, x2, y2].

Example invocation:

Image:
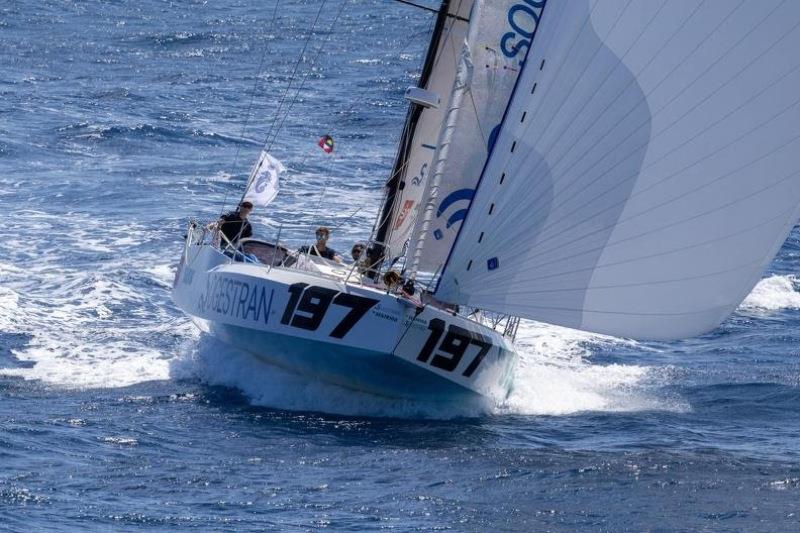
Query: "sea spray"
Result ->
[[739, 275, 800, 312]]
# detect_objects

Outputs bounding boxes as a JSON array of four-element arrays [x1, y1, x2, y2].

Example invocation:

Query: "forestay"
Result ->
[[407, 0, 540, 275], [436, 0, 800, 340], [380, 0, 474, 263]]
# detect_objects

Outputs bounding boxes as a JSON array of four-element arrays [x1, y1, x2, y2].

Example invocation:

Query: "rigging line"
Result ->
[[463, 46, 501, 148], [264, 1, 350, 255], [297, 26, 434, 171], [338, 12, 433, 242], [220, 0, 282, 216], [390, 296, 431, 355], [373, 2, 444, 251], [407, 2, 473, 211], [262, 0, 328, 151], [392, 0, 469, 23], [382, 0, 457, 196], [286, 23, 431, 177], [299, 154, 338, 255], [369, 153, 428, 238], [265, 0, 349, 152], [330, 206, 364, 233], [428, 0, 468, 76], [395, 1, 468, 263]]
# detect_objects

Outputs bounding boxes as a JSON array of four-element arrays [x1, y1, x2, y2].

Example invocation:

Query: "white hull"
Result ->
[[172, 243, 517, 401]]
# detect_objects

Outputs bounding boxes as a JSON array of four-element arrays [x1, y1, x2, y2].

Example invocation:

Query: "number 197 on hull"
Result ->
[[416, 318, 493, 378]]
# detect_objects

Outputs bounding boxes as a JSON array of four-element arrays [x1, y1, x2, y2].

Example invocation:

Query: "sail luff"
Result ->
[[409, 39, 473, 277], [371, 0, 452, 268], [404, 0, 544, 277], [373, 1, 475, 271]]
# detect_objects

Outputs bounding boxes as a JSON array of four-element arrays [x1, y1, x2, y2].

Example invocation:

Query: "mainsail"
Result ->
[[375, 0, 474, 265], [406, 0, 542, 275], [436, 0, 800, 340]]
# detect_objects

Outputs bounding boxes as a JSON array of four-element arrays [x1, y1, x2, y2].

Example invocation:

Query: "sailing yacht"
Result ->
[[173, 1, 800, 401]]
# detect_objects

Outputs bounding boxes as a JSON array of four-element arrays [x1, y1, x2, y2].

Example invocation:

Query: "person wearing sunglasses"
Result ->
[[299, 226, 342, 263]]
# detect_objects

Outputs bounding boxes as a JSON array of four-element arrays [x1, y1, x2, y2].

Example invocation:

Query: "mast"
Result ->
[[369, 0, 452, 275]]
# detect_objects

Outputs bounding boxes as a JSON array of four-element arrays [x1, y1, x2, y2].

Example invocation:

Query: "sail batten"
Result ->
[[435, 0, 800, 340]]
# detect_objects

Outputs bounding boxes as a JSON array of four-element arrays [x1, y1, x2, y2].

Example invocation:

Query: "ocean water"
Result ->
[[1, 1, 799, 530]]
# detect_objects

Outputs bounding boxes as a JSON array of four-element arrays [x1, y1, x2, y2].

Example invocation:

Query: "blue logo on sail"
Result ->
[[433, 188, 474, 240]]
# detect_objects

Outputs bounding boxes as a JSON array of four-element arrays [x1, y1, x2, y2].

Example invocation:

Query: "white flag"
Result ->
[[244, 150, 285, 207]]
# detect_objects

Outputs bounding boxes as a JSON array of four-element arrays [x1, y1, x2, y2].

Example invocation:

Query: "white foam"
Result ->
[[499, 321, 684, 416], [143, 263, 177, 288], [0, 268, 181, 388], [0, 208, 688, 415], [0, 286, 22, 332], [3, 340, 171, 389], [173, 318, 684, 419], [739, 274, 800, 312]]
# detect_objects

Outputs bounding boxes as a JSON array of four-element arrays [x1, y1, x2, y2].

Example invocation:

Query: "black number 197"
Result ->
[[416, 318, 493, 377], [281, 283, 378, 339]]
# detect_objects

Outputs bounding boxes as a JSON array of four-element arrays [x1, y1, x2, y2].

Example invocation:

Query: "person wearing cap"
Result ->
[[299, 226, 341, 263], [218, 201, 253, 248]]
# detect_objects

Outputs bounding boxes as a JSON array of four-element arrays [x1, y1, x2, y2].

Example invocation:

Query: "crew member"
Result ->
[[350, 243, 365, 262], [299, 226, 342, 263], [218, 201, 253, 248]]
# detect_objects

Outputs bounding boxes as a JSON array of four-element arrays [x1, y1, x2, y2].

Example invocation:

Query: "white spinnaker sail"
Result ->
[[383, 0, 474, 262], [407, 0, 542, 275], [436, 0, 800, 341]]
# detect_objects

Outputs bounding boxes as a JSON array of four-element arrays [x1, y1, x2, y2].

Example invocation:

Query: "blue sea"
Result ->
[[1, 1, 799, 530]]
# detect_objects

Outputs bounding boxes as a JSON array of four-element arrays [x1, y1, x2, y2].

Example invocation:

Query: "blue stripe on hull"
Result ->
[[208, 322, 479, 401]]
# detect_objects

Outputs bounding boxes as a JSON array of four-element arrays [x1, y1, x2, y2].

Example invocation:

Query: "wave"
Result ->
[[739, 275, 800, 312], [0, 275, 178, 389], [501, 321, 686, 416], [92, 87, 148, 101], [0, 215, 787, 419], [0, 240, 186, 389], [174, 318, 684, 419], [173, 336, 490, 420], [130, 31, 220, 48], [56, 122, 260, 146]]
